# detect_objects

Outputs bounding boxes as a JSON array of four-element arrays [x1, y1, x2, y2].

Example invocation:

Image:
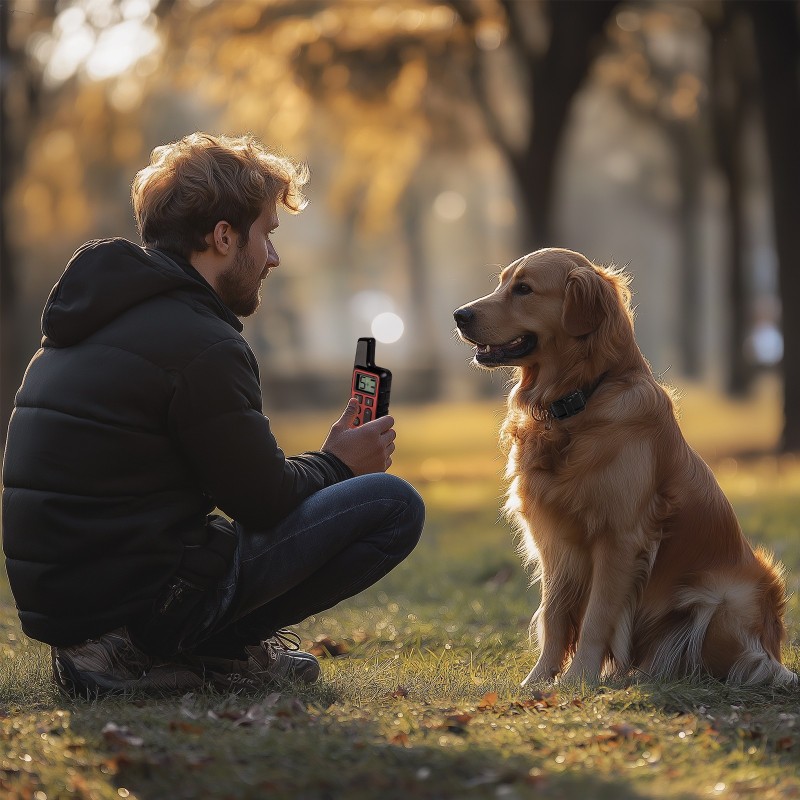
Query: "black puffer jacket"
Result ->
[[2, 238, 352, 646]]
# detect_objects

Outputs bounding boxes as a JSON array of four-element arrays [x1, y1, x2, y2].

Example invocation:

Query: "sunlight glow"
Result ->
[[350, 290, 394, 323], [433, 190, 466, 221], [371, 312, 404, 344], [85, 21, 160, 81], [34, 0, 162, 87]]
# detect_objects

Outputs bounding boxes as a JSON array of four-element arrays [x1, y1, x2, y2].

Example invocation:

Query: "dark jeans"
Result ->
[[133, 473, 424, 658]]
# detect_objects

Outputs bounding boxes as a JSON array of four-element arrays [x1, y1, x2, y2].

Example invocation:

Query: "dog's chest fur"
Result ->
[[504, 407, 660, 553]]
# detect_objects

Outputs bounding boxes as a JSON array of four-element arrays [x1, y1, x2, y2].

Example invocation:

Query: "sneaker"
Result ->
[[52, 628, 205, 699], [191, 630, 320, 691], [245, 630, 321, 684]]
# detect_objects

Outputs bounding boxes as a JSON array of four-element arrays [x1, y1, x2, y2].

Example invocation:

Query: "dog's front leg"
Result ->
[[560, 537, 644, 684], [521, 549, 590, 686]]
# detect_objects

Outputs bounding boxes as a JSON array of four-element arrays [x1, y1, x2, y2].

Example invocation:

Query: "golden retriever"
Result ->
[[454, 248, 796, 686]]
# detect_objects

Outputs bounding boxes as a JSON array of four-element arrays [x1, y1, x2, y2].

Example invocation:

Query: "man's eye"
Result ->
[[513, 283, 533, 295]]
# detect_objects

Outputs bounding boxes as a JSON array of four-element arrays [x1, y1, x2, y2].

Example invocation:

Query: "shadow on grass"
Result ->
[[59, 688, 663, 800]]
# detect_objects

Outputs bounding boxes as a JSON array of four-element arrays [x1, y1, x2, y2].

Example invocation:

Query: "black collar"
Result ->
[[548, 372, 608, 421]]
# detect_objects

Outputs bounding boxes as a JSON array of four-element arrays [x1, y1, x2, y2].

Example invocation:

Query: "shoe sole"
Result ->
[[52, 649, 204, 699]]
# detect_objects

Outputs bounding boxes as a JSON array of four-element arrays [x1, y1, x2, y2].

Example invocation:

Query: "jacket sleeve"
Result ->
[[168, 337, 353, 529]]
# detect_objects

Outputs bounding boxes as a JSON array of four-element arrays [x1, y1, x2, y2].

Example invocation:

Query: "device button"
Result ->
[[355, 394, 364, 403], [353, 416, 361, 426], [364, 397, 373, 407], [364, 409, 372, 422]]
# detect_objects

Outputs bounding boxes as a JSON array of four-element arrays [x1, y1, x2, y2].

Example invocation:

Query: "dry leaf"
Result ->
[[389, 731, 410, 747], [517, 690, 558, 711], [442, 712, 473, 733], [102, 722, 144, 748], [308, 636, 350, 658], [168, 720, 204, 735], [477, 691, 499, 710], [609, 722, 640, 739]]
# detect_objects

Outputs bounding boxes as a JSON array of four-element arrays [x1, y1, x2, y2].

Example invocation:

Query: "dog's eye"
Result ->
[[513, 283, 533, 296]]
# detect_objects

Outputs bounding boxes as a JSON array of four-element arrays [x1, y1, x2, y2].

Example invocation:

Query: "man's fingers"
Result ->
[[380, 427, 397, 444], [335, 398, 359, 427], [366, 414, 394, 432]]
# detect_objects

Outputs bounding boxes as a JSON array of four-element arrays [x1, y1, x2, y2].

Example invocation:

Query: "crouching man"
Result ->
[[2, 132, 424, 697]]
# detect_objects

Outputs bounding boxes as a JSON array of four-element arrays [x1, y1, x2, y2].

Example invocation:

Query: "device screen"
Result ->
[[356, 373, 377, 395]]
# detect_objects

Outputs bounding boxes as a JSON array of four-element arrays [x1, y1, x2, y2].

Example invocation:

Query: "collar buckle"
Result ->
[[549, 390, 587, 420]]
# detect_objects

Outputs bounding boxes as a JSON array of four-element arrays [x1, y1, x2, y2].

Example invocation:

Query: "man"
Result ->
[[2, 132, 424, 697]]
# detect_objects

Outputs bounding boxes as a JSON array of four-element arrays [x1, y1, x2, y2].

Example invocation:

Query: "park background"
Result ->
[[2, 1, 800, 799]]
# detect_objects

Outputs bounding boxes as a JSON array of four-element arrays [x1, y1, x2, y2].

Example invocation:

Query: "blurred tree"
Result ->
[[708, 5, 756, 397], [597, 5, 708, 380], [4, 0, 800, 451], [449, 0, 618, 249], [705, 2, 758, 396], [0, 0, 176, 444], [1, 0, 56, 444], [746, 0, 800, 452]]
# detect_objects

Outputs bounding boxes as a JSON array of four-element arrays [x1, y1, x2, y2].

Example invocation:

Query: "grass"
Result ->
[[2, 383, 800, 799]]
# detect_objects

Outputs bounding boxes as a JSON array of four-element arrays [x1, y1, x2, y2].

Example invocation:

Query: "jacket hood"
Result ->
[[42, 238, 241, 346]]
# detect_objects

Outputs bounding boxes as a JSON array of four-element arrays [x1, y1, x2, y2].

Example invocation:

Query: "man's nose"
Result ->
[[453, 306, 474, 328], [268, 242, 280, 268]]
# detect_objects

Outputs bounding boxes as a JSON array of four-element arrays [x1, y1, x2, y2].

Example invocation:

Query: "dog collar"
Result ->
[[548, 373, 608, 421]]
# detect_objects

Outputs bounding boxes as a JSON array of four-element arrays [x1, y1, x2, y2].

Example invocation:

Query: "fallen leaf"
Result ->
[[588, 722, 651, 746], [168, 720, 204, 735], [232, 704, 271, 727], [477, 692, 499, 710], [516, 691, 558, 711], [390, 686, 409, 699], [389, 731, 410, 747], [434, 712, 474, 734], [351, 629, 370, 644], [102, 722, 144, 748], [609, 722, 640, 739], [308, 636, 350, 658]]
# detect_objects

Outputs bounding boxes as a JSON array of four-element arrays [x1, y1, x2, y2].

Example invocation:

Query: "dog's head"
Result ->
[[454, 248, 634, 397]]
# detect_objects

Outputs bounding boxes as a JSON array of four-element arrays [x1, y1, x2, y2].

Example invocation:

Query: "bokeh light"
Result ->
[[371, 312, 404, 344]]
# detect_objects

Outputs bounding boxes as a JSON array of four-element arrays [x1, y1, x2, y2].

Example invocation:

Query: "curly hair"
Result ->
[[131, 132, 309, 258]]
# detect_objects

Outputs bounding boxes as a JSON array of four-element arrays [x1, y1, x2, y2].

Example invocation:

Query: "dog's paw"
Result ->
[[559, 662, 600, 686], [521, 664, 558, 687]]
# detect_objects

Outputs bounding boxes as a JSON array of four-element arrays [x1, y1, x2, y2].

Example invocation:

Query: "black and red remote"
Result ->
[[350, 337, 392, 427]]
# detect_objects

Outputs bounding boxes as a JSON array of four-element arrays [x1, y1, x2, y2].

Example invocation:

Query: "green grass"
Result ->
[[2, 391, 800, 799]]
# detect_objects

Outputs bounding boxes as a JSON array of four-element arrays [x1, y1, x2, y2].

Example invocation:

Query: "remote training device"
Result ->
[[350, 337, 392, 427]]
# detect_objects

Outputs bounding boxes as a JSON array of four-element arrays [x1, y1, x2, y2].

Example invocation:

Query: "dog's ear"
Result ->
[[561, 268, 608, 337]]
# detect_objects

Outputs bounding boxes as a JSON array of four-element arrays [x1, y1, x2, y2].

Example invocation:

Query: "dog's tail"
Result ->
[[645, 553, 796, 685], [725, 547, 795, 685]]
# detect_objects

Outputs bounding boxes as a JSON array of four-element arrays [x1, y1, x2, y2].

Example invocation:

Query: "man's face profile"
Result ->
[[216, 202, 280, 317]]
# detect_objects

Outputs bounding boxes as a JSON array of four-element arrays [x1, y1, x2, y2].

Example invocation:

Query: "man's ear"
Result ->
[[206, 221, 234, 255], [561, 268, 607, 336]]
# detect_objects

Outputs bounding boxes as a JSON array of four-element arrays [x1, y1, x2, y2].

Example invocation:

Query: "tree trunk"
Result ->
[[747, 0, 800, 452], [512, 0, 618, 249], [1, 2, 25, 446], [670, 123, 704, 379], [709, 12, 752, 396]]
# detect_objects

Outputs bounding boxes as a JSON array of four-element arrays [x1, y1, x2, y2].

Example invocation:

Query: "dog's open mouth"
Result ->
[[471, 334, 538, 365]]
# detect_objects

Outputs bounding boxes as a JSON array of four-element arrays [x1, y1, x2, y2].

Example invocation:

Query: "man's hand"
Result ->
[[321, 399, 396, 476]]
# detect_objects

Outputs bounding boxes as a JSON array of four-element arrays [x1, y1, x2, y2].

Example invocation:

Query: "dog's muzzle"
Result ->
[[453, 306, 538, 366]]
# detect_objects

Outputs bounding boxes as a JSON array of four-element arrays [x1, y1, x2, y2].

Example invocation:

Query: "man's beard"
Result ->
[[216, 246, 262, 317]]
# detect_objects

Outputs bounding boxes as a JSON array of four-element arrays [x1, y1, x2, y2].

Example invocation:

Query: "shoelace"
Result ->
[[271, 629, 302, 651]]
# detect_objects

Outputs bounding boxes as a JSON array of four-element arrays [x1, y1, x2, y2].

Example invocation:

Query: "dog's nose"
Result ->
[[453, 307, 474, 328]]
